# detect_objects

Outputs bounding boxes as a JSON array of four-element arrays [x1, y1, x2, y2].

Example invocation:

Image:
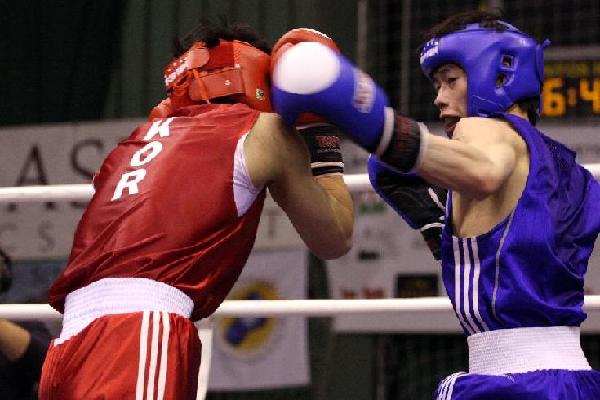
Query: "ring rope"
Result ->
[[2, 296, 600, 320], [1, 169, 600, 325], [0, 163, 599, 201]]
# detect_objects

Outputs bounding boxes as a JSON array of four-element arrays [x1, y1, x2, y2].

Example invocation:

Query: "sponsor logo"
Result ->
[[353, 69, 376, 113], [215, 280, 283, 360], [164, 58, 188, 87], [316, 135, 340, 148], [419, 39, 439, 64]]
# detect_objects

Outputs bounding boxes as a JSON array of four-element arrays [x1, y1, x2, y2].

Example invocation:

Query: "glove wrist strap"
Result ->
[[377, 109, 430, 173], [298, 124, 344, 176]]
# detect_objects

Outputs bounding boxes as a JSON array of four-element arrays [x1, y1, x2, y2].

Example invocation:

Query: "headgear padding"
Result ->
[[150, 39, 272, 119], [420, 21, 550, 117]]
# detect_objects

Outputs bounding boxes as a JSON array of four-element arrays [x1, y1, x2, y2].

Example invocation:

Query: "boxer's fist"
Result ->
[[271, 29, 340, 126], [271, 28, 390, 153], [271, 28, 339, 68]]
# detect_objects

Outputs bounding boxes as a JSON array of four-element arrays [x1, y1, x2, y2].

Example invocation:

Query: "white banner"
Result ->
[[0, 121, 303, 259], [328, 190, 441, 297], [207, 250, 309, 390], [327, 190, 447, 332], [0, 120, 137, 259]]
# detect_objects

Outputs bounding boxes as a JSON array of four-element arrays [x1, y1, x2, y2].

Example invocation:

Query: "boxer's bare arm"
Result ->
[[416, 118, 522, 199], [0, 319, 30, 362], [244, 112, 353, 259]]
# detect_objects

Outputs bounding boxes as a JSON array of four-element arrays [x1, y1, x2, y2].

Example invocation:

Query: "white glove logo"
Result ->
[[353, 69, 375, 113]]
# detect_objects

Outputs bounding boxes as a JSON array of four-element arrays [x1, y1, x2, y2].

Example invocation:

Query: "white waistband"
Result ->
[[57, 278, 194, 344], [468, 326, 591, 375]]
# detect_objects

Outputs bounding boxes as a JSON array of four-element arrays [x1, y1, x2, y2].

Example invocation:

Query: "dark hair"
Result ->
[[422, 9, 507, 43], [174, 17, 270, 57], [422, 10, 540, 125], [0, 247, 12, 295], [515, 97, 540, 126]]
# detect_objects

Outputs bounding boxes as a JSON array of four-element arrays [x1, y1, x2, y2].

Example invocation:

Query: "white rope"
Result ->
[[0, 184, 94, 202], [585, 163, 600, 177], [0, 164, 599, 201], [1, 168, 599, 325], [2, 296, 600, 320], [342, 173, 373, 191]]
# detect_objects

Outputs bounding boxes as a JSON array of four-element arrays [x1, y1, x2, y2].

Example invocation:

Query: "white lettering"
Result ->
[[144, 118, 173, 141], [353, 69, 376, 113], [131, 141, 163, 167], [111, 118, 173, 201], [111, 169, 147, 200]]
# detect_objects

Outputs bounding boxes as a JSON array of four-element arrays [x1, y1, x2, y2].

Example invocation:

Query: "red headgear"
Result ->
[[149, 39, 272, 119]]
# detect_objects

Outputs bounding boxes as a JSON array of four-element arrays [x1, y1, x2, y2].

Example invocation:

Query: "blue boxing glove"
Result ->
[[368, 155, 447, 260], [271, 32, 428, 173]]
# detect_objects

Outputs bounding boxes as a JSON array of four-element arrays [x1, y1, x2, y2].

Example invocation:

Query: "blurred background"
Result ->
[[1, 1, 599, 399], [3, 0, 600, 124]]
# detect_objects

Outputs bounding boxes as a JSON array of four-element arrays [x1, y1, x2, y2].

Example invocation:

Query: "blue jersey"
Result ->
[[441, 114, 600, 335]]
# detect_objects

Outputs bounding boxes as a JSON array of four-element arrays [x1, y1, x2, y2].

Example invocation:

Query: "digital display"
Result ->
[[542, 60, 600, 118]]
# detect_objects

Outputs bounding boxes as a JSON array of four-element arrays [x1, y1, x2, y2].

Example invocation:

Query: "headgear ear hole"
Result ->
[[496, 74, 507, 88], [502, 55, 514, 67]]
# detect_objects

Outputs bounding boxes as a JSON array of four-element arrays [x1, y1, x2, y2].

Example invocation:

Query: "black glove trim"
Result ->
[[299, 125, 345, 176], [379, 112, 423, 172]]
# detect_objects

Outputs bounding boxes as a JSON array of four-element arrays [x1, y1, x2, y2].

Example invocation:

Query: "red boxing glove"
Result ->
[[271, 28, 339, 63], [271, 28, 340, 126]]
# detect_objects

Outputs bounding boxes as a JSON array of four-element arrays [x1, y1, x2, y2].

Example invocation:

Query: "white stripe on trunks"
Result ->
[[136, 311, 151, 400], [147, 311, 161, 400], [157, 312, 170, 400]]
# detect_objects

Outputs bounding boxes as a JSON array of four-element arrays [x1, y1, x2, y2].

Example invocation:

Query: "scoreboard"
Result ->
[[542, 46, 600, 118]]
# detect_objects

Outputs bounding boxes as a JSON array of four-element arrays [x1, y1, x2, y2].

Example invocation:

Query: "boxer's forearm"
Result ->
[[0, 319, 31, 362]]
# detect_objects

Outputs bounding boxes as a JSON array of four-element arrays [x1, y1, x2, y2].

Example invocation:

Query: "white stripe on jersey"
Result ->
[[453, 237, 475, 334], [462, 242, 479, 333], [492, 210, 516, 322], [470, 239, 489, 331], [136, 311, 151, 400]]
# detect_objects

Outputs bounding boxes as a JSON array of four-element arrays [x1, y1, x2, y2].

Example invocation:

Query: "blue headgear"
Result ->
[[419, 21, 550, 117]]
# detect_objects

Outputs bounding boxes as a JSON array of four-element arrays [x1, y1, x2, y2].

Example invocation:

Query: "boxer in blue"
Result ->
[[271, 10, 600, 399]]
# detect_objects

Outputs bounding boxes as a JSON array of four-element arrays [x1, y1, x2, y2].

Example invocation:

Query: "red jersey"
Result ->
[[48, 104, 266, 321]]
